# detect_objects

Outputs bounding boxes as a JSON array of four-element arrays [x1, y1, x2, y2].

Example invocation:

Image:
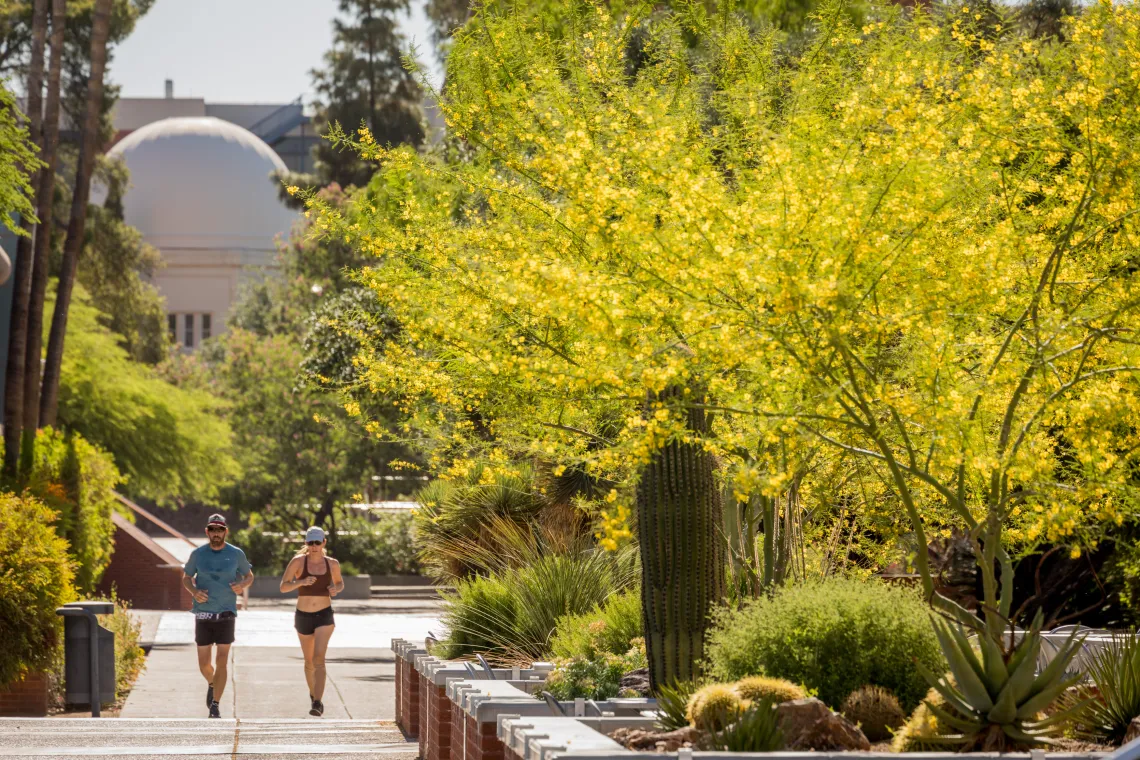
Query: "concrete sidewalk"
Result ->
[[121, 645, 395, 719], [122, 599, 439, 719]]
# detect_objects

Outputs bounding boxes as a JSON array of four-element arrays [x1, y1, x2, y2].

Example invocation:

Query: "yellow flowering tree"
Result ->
[[311, 0, 1140, 733]]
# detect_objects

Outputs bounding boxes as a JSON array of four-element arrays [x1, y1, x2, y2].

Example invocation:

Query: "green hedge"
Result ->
[[25, 428, 123, 593], [551, 590, 643, 659], [705, 578, 944, 710], [0, 494, 76, 686]]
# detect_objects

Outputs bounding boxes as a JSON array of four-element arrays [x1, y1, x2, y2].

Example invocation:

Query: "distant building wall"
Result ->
[[99, 512, 193, 611]]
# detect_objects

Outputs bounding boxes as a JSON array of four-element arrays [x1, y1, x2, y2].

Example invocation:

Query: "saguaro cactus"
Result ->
[[636, 382, 726, 691]]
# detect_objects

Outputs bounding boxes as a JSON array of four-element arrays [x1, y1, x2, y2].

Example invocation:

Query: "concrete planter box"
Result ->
[[249, 574, 372, 599], [0, 671, 49, 717]]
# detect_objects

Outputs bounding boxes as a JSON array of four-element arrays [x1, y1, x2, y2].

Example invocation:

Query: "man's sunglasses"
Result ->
[[207, 526, 226, 533], [306, 540, 323, 546]]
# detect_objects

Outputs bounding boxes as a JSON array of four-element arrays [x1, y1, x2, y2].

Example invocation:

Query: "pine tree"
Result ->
[[311, 0, 424, 189]]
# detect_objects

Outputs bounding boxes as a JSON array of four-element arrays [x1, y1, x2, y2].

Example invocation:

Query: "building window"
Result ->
[[184, 313, 195, 348], [168, 313, 177, 343], [202, 313, 212, 341]]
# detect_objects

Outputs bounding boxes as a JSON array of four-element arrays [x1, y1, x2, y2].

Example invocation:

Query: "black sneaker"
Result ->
[[309, 698, 324, 717], [209, 700, 221, 719], [206, 683, 214, 707]]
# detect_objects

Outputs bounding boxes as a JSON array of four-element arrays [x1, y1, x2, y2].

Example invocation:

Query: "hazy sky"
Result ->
[[109, 0, 442, 105]]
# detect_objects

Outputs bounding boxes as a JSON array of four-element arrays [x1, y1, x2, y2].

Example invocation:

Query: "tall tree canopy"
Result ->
[[311, 0, 425, 188]]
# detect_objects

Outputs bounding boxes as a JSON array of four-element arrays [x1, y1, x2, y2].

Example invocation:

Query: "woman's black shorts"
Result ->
[[294, 606, 335, 635]]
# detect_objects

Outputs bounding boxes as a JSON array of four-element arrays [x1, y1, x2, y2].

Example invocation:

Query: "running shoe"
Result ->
[[209, 700, 221, 719], [206, 683, 214, 707], [310, 699, 324, 717]]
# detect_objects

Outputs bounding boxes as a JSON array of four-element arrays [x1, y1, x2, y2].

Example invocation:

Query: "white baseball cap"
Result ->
[[305, 526, 326, 542]]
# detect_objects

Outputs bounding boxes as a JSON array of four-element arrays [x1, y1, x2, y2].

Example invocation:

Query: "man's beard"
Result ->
[[209, 535, 225, 547]]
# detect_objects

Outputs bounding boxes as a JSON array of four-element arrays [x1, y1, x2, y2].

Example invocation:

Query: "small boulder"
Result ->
[[609, 726, 703, 751], [1124, 716, 1140, 745], [620, 668, 651, 697], [775, 697, 871, 751]]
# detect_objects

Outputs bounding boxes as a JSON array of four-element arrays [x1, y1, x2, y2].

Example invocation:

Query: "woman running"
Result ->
[[279, 526, 344, 716]]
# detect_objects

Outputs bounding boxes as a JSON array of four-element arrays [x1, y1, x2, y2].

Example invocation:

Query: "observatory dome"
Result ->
[[106, 116, 297, 251]]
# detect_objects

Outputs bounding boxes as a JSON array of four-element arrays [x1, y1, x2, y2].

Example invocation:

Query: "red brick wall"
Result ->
[[452, 706, 507, 760], [418, 670, 430, 759], [397, 653, 422, 739], [0, 672, 48, 716], [98, 525, 192, 611], [423, 682, 453, 760]]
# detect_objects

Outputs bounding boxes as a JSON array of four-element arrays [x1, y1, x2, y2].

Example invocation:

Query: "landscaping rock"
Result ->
[[620, 668, 651, 697], [609, 726, 703, 752], [776, 697, 871, 751], [1124, 716, 1140, 744]]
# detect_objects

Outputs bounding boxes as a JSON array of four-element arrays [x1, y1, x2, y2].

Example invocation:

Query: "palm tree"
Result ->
[[2, 0, 48, 479], [23, 0, 66, 445], [40, 0, 111, 429]]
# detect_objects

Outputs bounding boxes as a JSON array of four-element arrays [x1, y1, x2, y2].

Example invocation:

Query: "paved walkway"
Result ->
[[0, 718, 416, 758], [121, 599, 440, 721]]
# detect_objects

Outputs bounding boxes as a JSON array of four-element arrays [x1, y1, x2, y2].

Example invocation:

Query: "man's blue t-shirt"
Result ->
[[183, 543, 252, 614]]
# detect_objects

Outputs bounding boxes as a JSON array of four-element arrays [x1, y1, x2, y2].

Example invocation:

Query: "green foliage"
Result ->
[[706, 578, 944, 710], [708, 699, 784, 753], [550, 590, 642, 660], [24, 428, 121, 592], [656, 680, 701, 731], [310, 0, 424, 188], [53, 285, 238, 503], [0, 80, 40, 234], [841, 685, 905, 743], [234, 510, 419, 577], [0, 493, 75, 686], [1077, 636, 1140, 744], [544, 643, 647, 700], [437, 548, 638, 662], [734, 676, 805, 705], [917, 612, 1085, 751], [687, 683, 745, 731]]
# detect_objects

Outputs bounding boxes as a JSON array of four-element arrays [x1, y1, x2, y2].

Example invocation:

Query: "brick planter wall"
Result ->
[[0, 672, 49, 717], [423, 682, 453, 760], [394, 641, 424, 740], [456, 710, 505, 760]]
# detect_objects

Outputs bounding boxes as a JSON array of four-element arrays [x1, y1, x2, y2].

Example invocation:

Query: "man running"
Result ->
[[182, 513, 254, 719]]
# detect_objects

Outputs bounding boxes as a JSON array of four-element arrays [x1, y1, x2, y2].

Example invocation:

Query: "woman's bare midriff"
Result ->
[[295, 555, 333, 612]]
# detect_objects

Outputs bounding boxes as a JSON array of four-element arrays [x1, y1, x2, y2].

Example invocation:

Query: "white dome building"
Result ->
[[105, 116, 298, 348]]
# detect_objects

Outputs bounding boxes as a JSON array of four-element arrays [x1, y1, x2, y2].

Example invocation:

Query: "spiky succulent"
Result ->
[[734, 676, 805, 705], [916, 611, 1086, 751]]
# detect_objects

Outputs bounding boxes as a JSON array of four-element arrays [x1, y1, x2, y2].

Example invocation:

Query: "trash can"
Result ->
[[57, 601, 115, 711]]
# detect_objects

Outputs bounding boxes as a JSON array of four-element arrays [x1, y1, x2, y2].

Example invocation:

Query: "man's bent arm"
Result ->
[[237, 570, 254, 590], [182, 572, 198, 594]]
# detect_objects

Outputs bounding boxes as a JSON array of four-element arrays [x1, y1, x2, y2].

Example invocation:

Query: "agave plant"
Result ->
[[709, 700, 784, 752], [1076, 635, 1140, 743], [916, 611, 1086, 751]]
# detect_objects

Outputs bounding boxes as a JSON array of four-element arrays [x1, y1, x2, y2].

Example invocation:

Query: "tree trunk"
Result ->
[[636, 383, 725, 692], [366, 0, 376, 134], [22, 0, 66, 448], [2, 0, 49, 479], [39, 0, 112, 429]]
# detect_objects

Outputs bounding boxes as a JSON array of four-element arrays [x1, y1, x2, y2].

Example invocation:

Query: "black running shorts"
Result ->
[[294, 607, 335, 635], [195, 614, 236, 646]]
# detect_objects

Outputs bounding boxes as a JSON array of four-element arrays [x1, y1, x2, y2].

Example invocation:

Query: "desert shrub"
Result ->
[[551, 590, 642, 659], [734, 676, 805, 704], [705, 578, 943, 710], [24, 428, 122, 592], [687, 683, 745, 731], [544, 642, 647, 700], [841, 685, 905, 742], [1076, 635, 1140, 744], [657, 680, 701, 731], [0, 494, 76, 686], [709, 700, 784, 752], [437, 547, 637, 661]]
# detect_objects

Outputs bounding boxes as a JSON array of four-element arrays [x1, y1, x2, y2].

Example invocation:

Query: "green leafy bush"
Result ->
[[437, 548, 638, 661], [544, 643, 647, 700], [0, 494, 76, 686], [705, 578, 944, 710], [24, 428, 122, 592], [234, 511, 419, 577], [551, 590, 642, 659]]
